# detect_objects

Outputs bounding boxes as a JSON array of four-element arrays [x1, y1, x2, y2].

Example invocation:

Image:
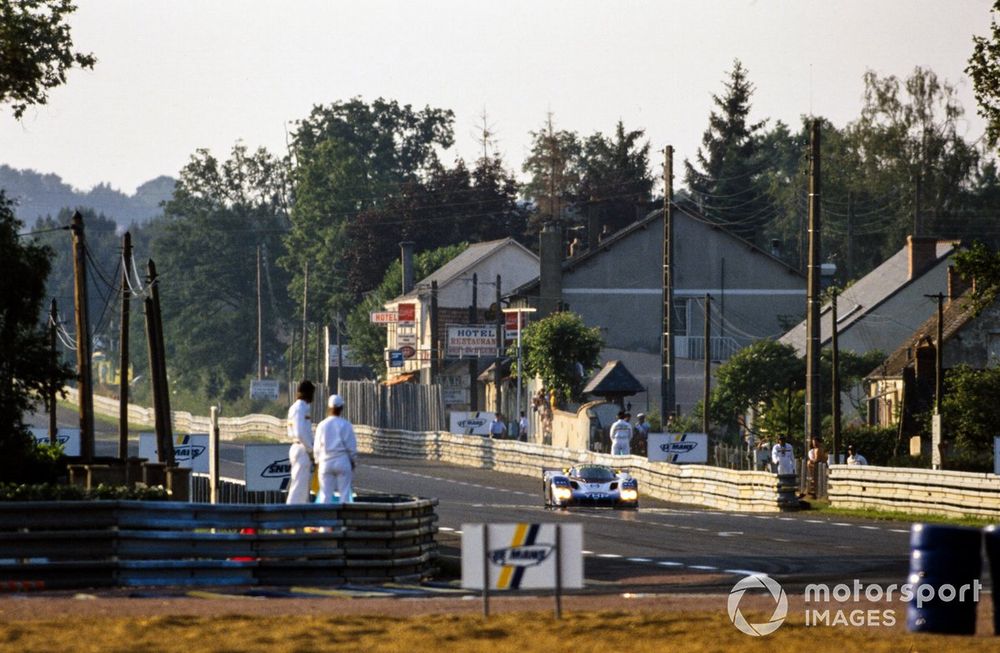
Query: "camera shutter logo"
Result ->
[[728, 574, 787, 636]]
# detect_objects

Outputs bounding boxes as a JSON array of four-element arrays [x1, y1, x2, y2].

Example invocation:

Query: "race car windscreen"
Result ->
[[574, 465, 616, 482]]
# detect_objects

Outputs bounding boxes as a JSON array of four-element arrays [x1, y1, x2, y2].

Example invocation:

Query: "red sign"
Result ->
[[505, 311, 527, 338], [399, 345, 416, 359], [398, 303, 415, 323]]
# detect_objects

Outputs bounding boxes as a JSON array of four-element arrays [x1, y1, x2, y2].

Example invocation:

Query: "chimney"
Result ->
[[947, 264, 971, 302], [538, 221, 563, 318], [907, 235, 938, 280], [400, 241, 415, 295]]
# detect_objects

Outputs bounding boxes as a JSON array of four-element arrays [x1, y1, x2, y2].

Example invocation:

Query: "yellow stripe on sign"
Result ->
[[496, 523, 528, 590]]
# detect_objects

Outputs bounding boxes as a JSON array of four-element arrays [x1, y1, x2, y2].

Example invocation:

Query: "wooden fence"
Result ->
[[0, 498, 438, 588], [341, 381, 445, 432]]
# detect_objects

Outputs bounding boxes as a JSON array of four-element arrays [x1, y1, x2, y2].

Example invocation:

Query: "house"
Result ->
[[382, 238, 539, 408], [509, 206, 807, 415], [779, 236, 959, 357], [865, 279, 999, 437]]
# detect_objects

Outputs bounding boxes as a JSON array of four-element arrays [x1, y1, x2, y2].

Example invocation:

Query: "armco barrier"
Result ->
[[829, 465, 1000, 519], [357, 426, 796, 513], [0, 497, 437, 588]]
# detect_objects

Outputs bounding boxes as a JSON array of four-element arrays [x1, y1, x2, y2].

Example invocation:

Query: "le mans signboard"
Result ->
[[138, 433, 210, 472], [646, 432, 709, 463], [461, 523, 583, 590]]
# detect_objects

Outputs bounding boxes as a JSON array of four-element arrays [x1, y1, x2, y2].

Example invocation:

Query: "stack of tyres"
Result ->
[[984, 526, 1000, 635], [907, 523, 982, 634]]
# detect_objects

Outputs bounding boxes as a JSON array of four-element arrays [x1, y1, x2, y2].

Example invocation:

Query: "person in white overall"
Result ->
[[285, 380, 315, 504], [609, 411, 633, 455], [313, 393, 358, 504], [771, 434, 796, 475]]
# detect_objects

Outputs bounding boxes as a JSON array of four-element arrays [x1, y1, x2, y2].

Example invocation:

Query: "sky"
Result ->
[[1, 0, 995, 195]]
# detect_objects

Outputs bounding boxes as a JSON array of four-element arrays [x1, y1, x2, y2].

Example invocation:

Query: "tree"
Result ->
[[152, 144, 292, 400], [954, 241, 1000, 313], [284, 98, 455, 320], [576, 121, 654, 235], [709, 340, 802, 428], [345, 243, 467, 376], [522, 114, 582, 233], [940, 364, 1000, 469], [684, 60, 770, 242], [0, 192, 72, 482], [969, 1, 1000, 148], [519, 311, 603, 404], [0, 0, 95, 119]]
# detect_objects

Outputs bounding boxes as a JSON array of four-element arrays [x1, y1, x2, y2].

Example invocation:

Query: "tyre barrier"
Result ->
[[985, 526, 1000, 636], [906, 524, 983, 635]]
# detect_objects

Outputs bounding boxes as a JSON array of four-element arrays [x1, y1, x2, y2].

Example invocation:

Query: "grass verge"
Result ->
[[808, 500, 997, 528]]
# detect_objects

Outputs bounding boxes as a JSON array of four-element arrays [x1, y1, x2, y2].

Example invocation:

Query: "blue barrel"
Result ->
[[984, 526, 1000, 635], [906, 524, 982, 635]]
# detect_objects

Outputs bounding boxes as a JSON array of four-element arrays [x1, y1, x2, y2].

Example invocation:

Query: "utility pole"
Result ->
[[846, 192, 855, 280], [831, 289, 841, 465], [315, 319, 323, 390], [257, 245, 263, 379], [49, 299, 58, 444], [146, 260, 174, 466], [805, 120, 822, 449], [430, 280, 439, 383], [661, 145, 675, 427], [118, 232, 132, 461], [469, 273, 478, 411], [927, 292, 945, 469], [336, 314, 344, 391], [70, 211, 95, 462], [301, 262, 309, 380], [702, 294, 711, 435], [494, 275, 503, 416]]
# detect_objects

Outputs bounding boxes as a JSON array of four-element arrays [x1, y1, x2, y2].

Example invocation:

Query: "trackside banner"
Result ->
[[29, 427, 81, 457], [461, 523, 583, 590], [449, 411, 492, 436], [138, 433, 210, 472], [244, 443, 292, 492], [647, 432, 708, 463]]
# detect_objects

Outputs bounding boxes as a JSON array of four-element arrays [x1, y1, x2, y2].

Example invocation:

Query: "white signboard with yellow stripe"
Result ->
[[461, 523, 583, 590], [138, 433, 210, 472], [29, 427, 81, 457], [647, 432, 708, 463]]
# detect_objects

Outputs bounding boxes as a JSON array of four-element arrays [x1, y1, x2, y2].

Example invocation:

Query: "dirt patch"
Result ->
[[1, 592, 997, 651]]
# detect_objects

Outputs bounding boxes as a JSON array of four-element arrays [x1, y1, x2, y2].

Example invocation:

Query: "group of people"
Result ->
[[488, 411, 529, 439], [609, 410, 649, 456], [749, 433, 869, 474], [285, 380, 359, 505]]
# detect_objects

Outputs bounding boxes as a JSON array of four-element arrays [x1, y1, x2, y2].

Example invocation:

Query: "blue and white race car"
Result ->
[[543, 464, 638, 509]]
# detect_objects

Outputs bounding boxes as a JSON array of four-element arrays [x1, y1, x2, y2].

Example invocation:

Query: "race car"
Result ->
[[543, 464, 638, 509]]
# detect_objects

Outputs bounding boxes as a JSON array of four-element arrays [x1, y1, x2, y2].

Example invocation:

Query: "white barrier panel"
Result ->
[[647, 432, 708, 463], [138, 433, 210, 472], [244, 444, 291, 492], [449, 411, 492, 436], [29, 427, 81, 457], [461, 523, 583, 590]]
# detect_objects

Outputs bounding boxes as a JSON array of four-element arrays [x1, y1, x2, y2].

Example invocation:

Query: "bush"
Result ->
[[826, 425, 898, 465], [0, 482, 169, 501]]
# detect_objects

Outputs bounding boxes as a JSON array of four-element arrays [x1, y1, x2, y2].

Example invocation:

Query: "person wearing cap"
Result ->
[[609, 410, 633, 455], [285, 380, 315, 505], [633, 413, 650, 457], [846, 445, 868, 466], [313, 394, 358, 504]]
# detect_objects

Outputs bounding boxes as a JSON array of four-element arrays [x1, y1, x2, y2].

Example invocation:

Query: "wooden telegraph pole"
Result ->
[[831, 288, 841, 465], [494, 275, 503, 416], [257, 245, 263, 380], [430, 280, 439, 383], [662, 146, 675, 427], [144, 260, 174, 466], [805, 121, 822, 449], [70, 211, 95, 462], [301, 262, 309, 381], [469, 272, 478, 411], [49, 299, 58, 444], [702, 294, 711, 435], [118, 232, 132, 461]]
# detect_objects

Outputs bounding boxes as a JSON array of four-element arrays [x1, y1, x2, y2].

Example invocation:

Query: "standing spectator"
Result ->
[[755, 436, 772, 471], [489, 413, 507, 439], [846, 445, 868, 465], [518, 411, 528, 442], [633, 413, 650, 456], [771, 434, 795, 475], [610, 411, 633, 455], [285, 380, 315, 505], [313, 394, 358, 504], [806, 437, 826, 498]]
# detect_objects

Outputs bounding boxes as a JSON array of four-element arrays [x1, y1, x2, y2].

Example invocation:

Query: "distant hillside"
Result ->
[[0, 165, 175, 227]]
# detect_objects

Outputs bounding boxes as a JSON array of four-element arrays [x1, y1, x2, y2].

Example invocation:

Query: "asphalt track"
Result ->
[[29, 404, 924, 594]]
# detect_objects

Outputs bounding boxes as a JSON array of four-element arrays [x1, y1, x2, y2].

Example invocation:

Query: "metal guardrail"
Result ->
[[0, 498, 438, 588]]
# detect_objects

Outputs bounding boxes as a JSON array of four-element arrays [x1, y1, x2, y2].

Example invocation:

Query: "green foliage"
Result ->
[[684, 59, 770, 242], [954, 241, 1000, 312], [519, 312, 603, 404], [968, 1, 1000, 148], [834, 425, 898, 466], [940, 364, 1000, 455], [575, 120, 654, 235], [0, 192, 73, 483], [284, 97, 455, 318], [346, 243, 467, 376], [0, 482, 169, 501], [710, 340, 802, 424], [153, 144, 292, 401], [522, 114, 582, 233], [0, 0, 95, 119]]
